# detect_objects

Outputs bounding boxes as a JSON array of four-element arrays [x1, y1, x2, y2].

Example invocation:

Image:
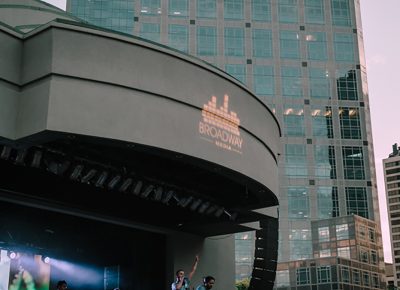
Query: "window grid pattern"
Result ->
[[314, 145, 337, 179], [296, 268, 310, 285], [311, 106, 334, 138], [140, 0, 160, 15], [317, 266, 331, 283], [339, 107, 361, 139], [346, 187, 369, 218], [287, 187, 310, 219], [334, 33, 355, 62], [280, 31, 300, 59], [225, 64, 246, 84], [168, 0, 188, 17], [331, 0, 352, 26], [304, 0, 325, 24], [285, 144, 308, 177], [224, 27, 244, 57], [336, 69, 358, 100], [197, 26, 216, 56], [317, 186, 339, 218], [278, 0, 299, 23], [281, 67, 302, 98], [306, 32, 327, 60], [197, 0, 216, 18], [224, 0, 244, 20], [309, 68, 331, 99], [283, 105, 304, 137], [252, 29, 272, 58], [252, 0, 271, 21], [289, 229, 312, 260], [342, 146, 365, 180], [168, 24, 188, 52], [140, 23, 160, 42], [253, 66, 274, 96]]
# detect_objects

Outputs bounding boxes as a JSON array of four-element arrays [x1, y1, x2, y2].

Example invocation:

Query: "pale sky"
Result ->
[[44, 0, 399, 263]]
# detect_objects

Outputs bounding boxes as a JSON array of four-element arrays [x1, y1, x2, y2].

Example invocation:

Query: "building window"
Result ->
[[224, 27, 244, 57], [331, 0, 352, 26], [353, 269, 360, 285], [317, 187, 339, 218], [339, 107, 361, 139], [224, 0, 243, 20], [334, 33, 355, 62], [371, 250, 378, 265], [346, 187, 369, 218], [305, 0, 325, 24], [197, 0, 216, 18], [281, 67, 302, 98], [225, 64, 246, 84], [280, 31, 300, 59], [317, 266, 331, 283], [168, 25, 188, 53], [314, 145, 337, 179], [276, 270, 290, 287], [309, 68, 331, 99], [363, 271, 370, 287], [338, 247, 350, 259], [369, 228, 376, 242], [168, 0, 188, 17], [285, 144, 308, 177], [252, 29, 272, 58], [306, 32, 327, 60], [278, 0, 298, 23], [371, 274, 379, 288], [336, 69, 358, 100], [283, 105, 305, 137], [140, 0, 160, 15], [318, 226, 330, 242], [140, 23, 160, 42], [320, 249, 331, 258], [252, 0, 271, 21], [253, 66, 274, 96], [296, 268, 310, 285], [287, 187, 309, 219], [197, 26, 216, 56], [311, 106, 333, 138], [290, 229, 312, 260], [342, 147, 365, 180], [360, 248, 369, 263], [336, 224, 349, 240], [341, 266, 350, 283]]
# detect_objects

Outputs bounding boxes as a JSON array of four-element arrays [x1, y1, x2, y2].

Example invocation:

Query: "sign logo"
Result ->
[[199, 94, 243, 154]]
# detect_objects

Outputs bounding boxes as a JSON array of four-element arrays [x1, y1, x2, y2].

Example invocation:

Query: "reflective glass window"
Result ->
[[253, 29, 272, 58], [320, 249, 331, 258], [276, 270, 290, 287], [253, 66, 274, 96], [305, 0, 325, 24], [339, 107, 361, 139], [290, 229, 312, 260], [306, 32, 327, 60], [371, 274, 379, 288], [169, 0, 188, 17], [336, 224, 349, 240], [224, 27, 244, 57], [309, 68, 331, 99], [197, 0, 216, 18], [224, 0, 244, 20], [280, 31, 300, 59], [278, 0, 298, 23], [225, 64, 246, 84], [285, 144, 308, 177], [168, 24, 188, 53], [331, 0, 352, 26], [341, 266, 350, 282], [252, 0, 271, 21], [317, 187, 339, 218], [363, 271, 370, 287], [334, 33, 355, 62], [281, 67, 302, 98], [318, 227, 329, 242], [342, 147, 365, 180], [353, 270, 360, 285], [287, 187, 309, 219], [296, 268, 310, 285], [197, 26, 217, 56], [140, 0, 160, 15], [317, 266, 331, 283], [346, 187, 368, 218], [283, 105, 304, 137], [336, 69, 358, 100], [338, 247, 350, 259], [314, 145, 337, 179], [311, 106, 333, 138], [140, 23, 160, 42]]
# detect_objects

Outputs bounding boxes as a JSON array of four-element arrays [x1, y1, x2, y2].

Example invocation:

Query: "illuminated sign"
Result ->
[[199, 95, 243, 154]]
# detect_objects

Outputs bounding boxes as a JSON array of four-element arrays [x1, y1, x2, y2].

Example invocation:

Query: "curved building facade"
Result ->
[[0, 2, 281, 290]]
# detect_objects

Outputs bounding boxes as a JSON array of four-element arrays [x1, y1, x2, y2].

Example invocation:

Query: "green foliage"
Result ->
[[235, 278, 250, 290]]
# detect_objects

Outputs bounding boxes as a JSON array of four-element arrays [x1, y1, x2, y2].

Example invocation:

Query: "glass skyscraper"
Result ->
[[67, 0, 383, 288]]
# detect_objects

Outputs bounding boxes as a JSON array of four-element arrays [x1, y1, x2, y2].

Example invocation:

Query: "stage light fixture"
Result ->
[[95, 171, 108, 187], [224, 211, 238, 221], [214, 207, 225, 218], [161, 190, 174, 204], [119, 178, 133, 192], [14, 149, 27, 165], [45, 159, 70, 175], [0, 146, 11, 160], [81, 169, 97, 183], [153, 186, 163, 201], [70, 165, 84, 180], [141, 184, 154, 198], [108, 175, 121, 190], [42, 256, 50, 264], [133, 180, 143, 195], [31, 150, 42, 168], [198, 201, 210, 214], [190, 199, 202, 211], [205, 204, 218, 215], [179, 196, 193, 208], [8, 251, 18, 259]]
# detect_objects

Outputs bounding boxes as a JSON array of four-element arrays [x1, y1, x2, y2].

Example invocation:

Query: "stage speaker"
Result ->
[[248, 217, 278, 290]]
